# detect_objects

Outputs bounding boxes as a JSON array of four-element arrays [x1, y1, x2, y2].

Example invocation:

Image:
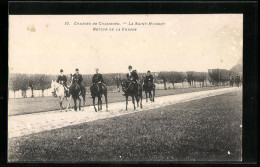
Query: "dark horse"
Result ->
[[69, 83, 86, 111], [121, 78, 142, 110], [143, 80, 155, 102], [235, 75, 241, 87], [90, 83, 108, 112]]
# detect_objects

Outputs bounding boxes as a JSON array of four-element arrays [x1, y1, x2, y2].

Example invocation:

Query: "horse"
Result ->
[[90, 83, 108, 112], [121, 78, 142, 111], [69, 82, 86, 111], [143, 80, 155, 102], [229, 76, 234, 87], [235, 76, 241, 87], [51, 80, 71, 111]]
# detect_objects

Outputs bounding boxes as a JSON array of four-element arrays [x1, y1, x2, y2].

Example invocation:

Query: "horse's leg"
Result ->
[[140, 90, 143, 108], [82, 94, 85, 111], [78, 97, 81, 111], [132, 95, 136, 110], [149, 91, 152, 102], [93, 97, 97, 112], [68, 95, 72, 110], [153, 89, 155, 102], [59, 98, 63, 111], [100, 96, 102, 111], [135, 95, 139, 108], [145, 91, 148, 102], [65, 97, 69, 111], [105, 92, 108, 111], [97, 97, 100, 111], [126, 95, 128, 111], [73, 97, 77, 111]]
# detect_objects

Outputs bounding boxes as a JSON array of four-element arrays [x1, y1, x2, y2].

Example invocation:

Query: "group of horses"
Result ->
[[229, 75, 241, 87], [51, 78, 155, 112]]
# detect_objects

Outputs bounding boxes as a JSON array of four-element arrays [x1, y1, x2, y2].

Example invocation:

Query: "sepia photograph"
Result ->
[[8, 14, 243, 162]]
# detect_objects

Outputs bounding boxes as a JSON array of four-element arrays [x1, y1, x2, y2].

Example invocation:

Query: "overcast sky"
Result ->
[[9, 14, 243, 75]]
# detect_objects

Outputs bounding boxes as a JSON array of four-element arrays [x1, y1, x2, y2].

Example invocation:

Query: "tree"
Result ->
[[158, 72, 168, 89], [35, 74, 51, 97], [166, 72, 183, 88], [28, 74, 38, 97], [194, 72, 207, 87], [230, 63, 242, 76], [208, 69, 230, 86], [9, 74, 21, 98], [18, 74, 29, 98], [186, 71, 195, 87]]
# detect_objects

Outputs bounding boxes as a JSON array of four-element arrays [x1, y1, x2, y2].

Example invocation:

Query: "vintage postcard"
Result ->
[[8, 14, 243, 162]]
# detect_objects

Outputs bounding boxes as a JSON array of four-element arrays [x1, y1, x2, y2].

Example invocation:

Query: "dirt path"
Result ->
[[8, 87, 241, 139]]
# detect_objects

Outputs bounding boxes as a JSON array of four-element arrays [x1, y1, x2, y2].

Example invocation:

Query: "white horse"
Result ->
[[51, 80, 71, 111]]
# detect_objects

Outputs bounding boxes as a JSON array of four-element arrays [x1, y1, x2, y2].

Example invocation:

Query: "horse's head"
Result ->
[[148, 79, 153, 85], [51, 80, 59, 93], [121, 78, 129, 92]]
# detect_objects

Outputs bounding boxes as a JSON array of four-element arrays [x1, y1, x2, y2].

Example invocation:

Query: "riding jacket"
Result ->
[[72, 73, 83, 85], [92, 73, 104, 84], [57, 75, 67, 86], [126, 70, 139, 82], [144, 74, 154, 84]]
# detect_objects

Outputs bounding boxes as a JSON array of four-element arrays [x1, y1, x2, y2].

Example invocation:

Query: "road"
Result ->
[[9, 87, 241, 139]]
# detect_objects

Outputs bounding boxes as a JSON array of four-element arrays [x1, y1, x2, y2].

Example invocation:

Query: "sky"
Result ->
[[9, 14, 243, 75]]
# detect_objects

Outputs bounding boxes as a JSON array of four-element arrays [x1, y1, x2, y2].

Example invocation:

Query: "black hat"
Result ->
[[75, 68, 79, 71], [128, 65, 132, 69], [60, 69, 63, 72]]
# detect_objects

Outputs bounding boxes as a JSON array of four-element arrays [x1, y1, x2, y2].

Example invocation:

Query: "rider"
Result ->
[[126, 65, 140, 89], [143, 70, 154, 90], [56, 69, 69, 96], [92, 68, 106, 91], [72, 68, 85, 93]]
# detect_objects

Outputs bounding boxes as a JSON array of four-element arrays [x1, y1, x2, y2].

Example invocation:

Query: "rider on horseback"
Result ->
[[143, 70, 154, 90], [126, 65, 140, 90], [72, 68, 85, 94], [92, 68, 106, 92], [57, 69, 69, 97]]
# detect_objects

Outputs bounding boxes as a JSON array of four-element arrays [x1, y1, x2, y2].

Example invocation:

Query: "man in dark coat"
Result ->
[[126, 65, 141, 91], [126, 65, 139, 82], [72, 68, 85, 92], [92, 68, 105, 84], [143, 70, 154, 90], [92, 68, 106, 92], [57, 69, 69, 96]]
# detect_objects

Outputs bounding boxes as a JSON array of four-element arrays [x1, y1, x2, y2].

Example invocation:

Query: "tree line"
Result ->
[[157, 69, 240, 89], [9, 68, 240, 97]]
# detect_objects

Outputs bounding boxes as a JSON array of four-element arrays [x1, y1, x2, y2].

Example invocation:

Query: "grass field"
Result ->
[[9, 86, 229, 116], [8, 90, 242, 162]]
